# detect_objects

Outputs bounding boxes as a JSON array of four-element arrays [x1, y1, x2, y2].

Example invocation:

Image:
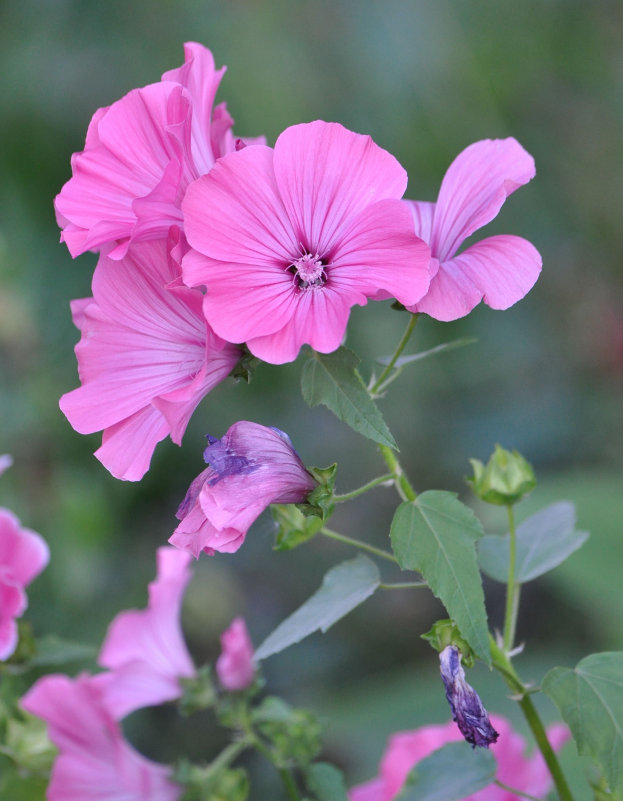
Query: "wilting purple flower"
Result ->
[[170, 422, 316, 557], [439, 645, 499, 748]]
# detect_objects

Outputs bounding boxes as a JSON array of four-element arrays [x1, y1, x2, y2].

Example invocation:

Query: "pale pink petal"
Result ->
[[216, 618, 255, 691], [408, 257, 482, 321], [94, 407, 170, 481], [91, 665, 184, 721], [0, 576, 25, 660], [349, 777, 385, 801], [273, 121, 408, 254], [432, 138, 536, 262], [0, 508, 50, 587], [0, 454, 13, 476], [405, 200, 436, 245]]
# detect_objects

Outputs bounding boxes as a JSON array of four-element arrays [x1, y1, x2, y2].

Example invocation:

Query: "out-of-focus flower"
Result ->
[[55, 42, 262, 260], [405, 138, 541, 321], [349, 714, 570, 801], [182, 120, 430, 364], [95, 547, 195, 719], [170, 422, 316, 557], [59, 237, 241, 481], [21, 674, 182, 801], [468, 444, 536, 506], [0, 508, 49, 660], [216, 617, 255, 691], [0, 454, 13, 476], [439, 645, 499, 748]]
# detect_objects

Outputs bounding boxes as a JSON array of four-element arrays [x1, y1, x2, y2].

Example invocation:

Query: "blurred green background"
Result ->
[[1, 0, 622, 796]]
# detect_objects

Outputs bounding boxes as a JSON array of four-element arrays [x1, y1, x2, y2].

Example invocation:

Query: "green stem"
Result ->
[[207, 738, 250, 776], [378, 444, 417, 502], [320, 527, 398, 563], [241, 714, 302, 801], [503, 504, 520, 652], [490, 639, 575, 801], [379, 581, 427, 590], [370, 313, 420, 396], [494, 780, 543, 801], [278, 767, 302, 801], [333, 473, 394, 503]]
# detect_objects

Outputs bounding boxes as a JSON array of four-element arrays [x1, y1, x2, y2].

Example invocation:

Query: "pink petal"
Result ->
[[348, 777, 385, 801], [273, 121, 408, 254], [0, 508, 50, 587], [216, 618, 255, 691], [0, 454, 13, 476], [432, 138, 536, 262], [0, 576, 25, 660], [94, 407, 170, 481], [405, 200, 436, 245]]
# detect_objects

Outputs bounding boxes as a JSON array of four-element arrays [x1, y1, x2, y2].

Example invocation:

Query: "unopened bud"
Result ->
[[468, 445, 536, 506]]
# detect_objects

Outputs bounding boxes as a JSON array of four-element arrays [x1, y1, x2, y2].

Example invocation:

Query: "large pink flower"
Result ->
[[182, 120, 431, 364], [21, 674, 182, 801], [349, 715, 569, 801], [170, 422, 316, 557], [0, 508, 49, 660], [406, 138, 542, 321], [59, 237, 242, 481], [95, 547, 195, 719], [216, 618, 255, 691], [55, 42, 261, 259]]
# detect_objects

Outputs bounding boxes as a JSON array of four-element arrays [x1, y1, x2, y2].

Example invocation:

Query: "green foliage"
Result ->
[[175, 760, 250, 801], [468, 445, 536, 506], [306, 762, 350, 801], [397, 741, 497, 800], [543, 652, 623, 795], [254, 555, 380, 661], [271, 504, 324, 551], [390, 491, 490, 663], [478, 501, 589, 584], [253, 698, 322, 768], [300, 346, 397, 449], [179, 664, 217, 716], [421, 619, 476, 668], [299, 463, 338, 520]]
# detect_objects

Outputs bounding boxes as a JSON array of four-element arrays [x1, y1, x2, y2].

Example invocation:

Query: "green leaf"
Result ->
[[543, 652, 623, 795], [254, 555, 380, 661], [397, 741, 497, 800], [376, 337, 477, 367], [301, 347, 397, 449], [478, 501, 589, 583], [307, 762, 350, 801], [29, 635, 97, 667], [390, 491, 490, 663]]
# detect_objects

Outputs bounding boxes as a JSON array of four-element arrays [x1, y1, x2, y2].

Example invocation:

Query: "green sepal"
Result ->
[[421, 620, 476, 668], [1, 713, 57, 775], [297, 464, 338, 520], [467, 444, 536, 506], [253, 697, 322, 769], [175, 759, 249, 801], [271, 504, 323, 551], [229, 347, 261, 384], [178, 664, 217, 716]]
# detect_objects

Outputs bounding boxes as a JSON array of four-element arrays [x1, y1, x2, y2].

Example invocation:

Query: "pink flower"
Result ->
[[95, 547, 195, 719], [349, 715, 570, 801], [0, 454, 13, 476], [406, 138, 542, 321], [0, 508, 49, 660], [59, 237, 241, 481], [21, 674, 182, 801], [216, 617, 255, 691], [170, 422, 316, 557], [181, 120, 431, 364], [55, 42, 262, 259]]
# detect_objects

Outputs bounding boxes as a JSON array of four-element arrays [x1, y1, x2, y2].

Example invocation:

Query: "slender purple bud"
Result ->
[[439, 645, 499, 748]]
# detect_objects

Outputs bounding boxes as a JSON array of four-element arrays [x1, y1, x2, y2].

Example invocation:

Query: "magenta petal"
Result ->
[[0, 508, 50, 587], [94, 407, 170, 481], [0, 577, 25, 660], [404, 200, 436, 245], [216, 618, 255, 691], [273, 121, 408, 253], [432, 138, 536, 262]]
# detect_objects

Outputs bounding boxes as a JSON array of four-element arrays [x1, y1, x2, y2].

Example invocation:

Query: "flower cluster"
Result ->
[[57, 42, 541, 481]]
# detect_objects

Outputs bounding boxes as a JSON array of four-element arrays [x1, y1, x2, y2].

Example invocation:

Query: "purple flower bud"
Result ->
[[439, 645, 499, 748]]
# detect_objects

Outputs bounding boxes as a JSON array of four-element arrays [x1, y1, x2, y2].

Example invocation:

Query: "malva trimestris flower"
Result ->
[[21, 674, 182, 801], [59, 236, 242, 481], [405, 137, 542, 321], [181, 120, 431, 364], [216, 617, 255, 691], [95, 547, 195, 719], [170, 422, 316, 557], [0, 507, 49, 660], [349, 715, 570, 801], [55, 42, 263, 260]]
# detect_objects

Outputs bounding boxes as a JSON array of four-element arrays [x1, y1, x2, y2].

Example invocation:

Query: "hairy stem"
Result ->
[[370, 313, 420, 396], [320, 527, 398, 563], [333, 473, 394, 503], [503, 503, 520, 652]]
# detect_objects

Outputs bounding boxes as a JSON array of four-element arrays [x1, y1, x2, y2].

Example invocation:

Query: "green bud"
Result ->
[[421, 619, 476, 667], [467, 444, 536, 506], [253, 697, 322, 768], [175, 760, 249, 801], [179, 665, 216, 715], [298, 464, 338, 520], [4, 714, 57, 774]]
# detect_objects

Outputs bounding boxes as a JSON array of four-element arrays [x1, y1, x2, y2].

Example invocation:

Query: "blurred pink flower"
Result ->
[[59, 237, 241, 481], [21, 674, 182, 801], [55, 42, 262, 259], [216, 617, 255, 691], [182, 120, 431, 364], [349, 715, 569, 801], [0, 508, 49, 660], [170, 422, 316, 557], [0, 454, 13, 476], [95, 547, 195, 719], [406, 138, 542, 321]]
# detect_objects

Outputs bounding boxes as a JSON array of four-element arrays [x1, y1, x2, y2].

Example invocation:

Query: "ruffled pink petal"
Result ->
[[348, 777, 385, 801], [94, 407, 170, 481], [414, 234, 541, 321], [91, 665, 184, 722], [216, 618, 255, 691], [432, 138, 536, 262], [273, 121, 408, 254], [169, 501, 244, 558], [0, 575, 25, 660], [405, 200, 436, 246], [0, 508, 50, 587]]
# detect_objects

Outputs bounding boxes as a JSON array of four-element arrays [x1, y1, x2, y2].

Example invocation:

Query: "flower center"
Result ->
[[288, 252, 326, 290]]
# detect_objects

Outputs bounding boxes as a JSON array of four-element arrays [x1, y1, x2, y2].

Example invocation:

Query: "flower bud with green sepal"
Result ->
[[252, 697, 323, 769], [179, 664, 217, 716], [421, 619, 476, 668], [296, 464, 338, 520], [272, 504, 323, 551], [175, 759, 250, 801], [467, 444, 536, 506]]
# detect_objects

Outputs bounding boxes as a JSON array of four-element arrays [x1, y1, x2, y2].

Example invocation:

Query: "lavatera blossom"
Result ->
[[171, 422, 316, 557], [59, 236, 241, 481], [405, 138, 542, 321], [55, 41, 263, 260], [216, 617, 255, 691], [349, 714, 570, 801], [182, 120, 431, 364]]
